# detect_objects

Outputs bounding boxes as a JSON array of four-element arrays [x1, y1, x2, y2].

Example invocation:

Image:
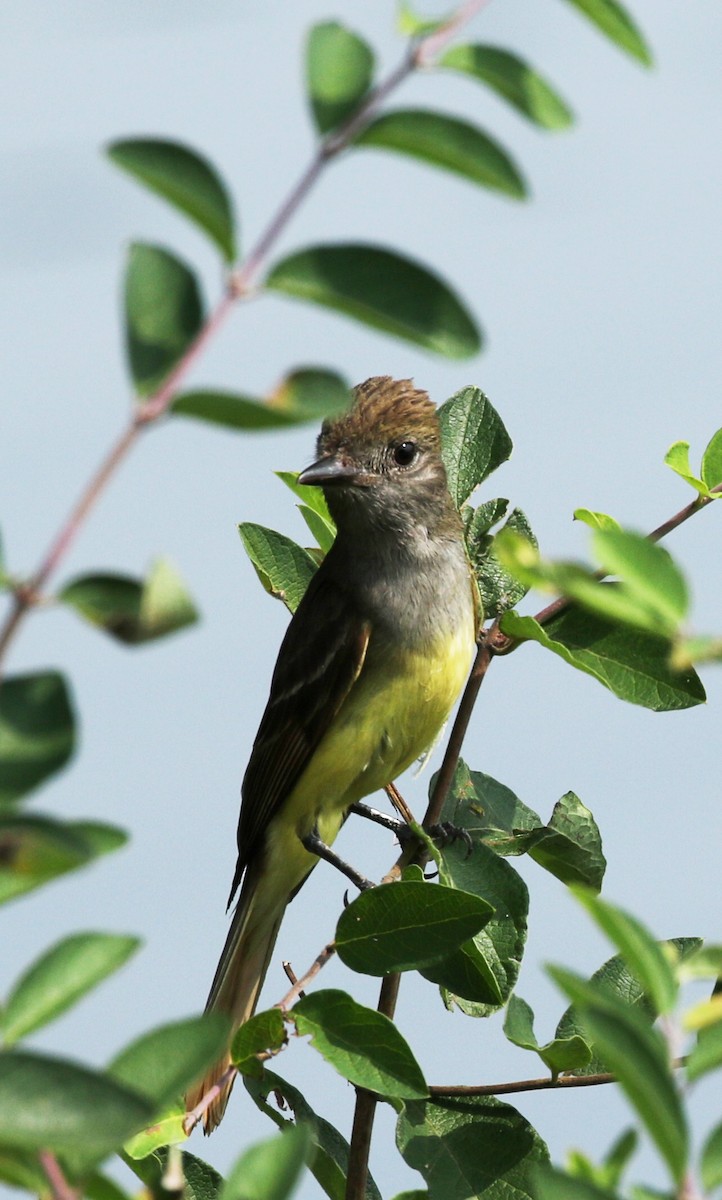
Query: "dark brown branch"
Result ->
[[430, 1056, 686, 1099], [345, 974, 401, 1200]]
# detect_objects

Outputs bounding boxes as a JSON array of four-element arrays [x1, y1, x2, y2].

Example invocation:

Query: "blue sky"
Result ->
[[1, 3, 721, 1196]]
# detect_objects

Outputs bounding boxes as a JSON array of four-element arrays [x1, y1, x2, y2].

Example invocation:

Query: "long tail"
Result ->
[[185, 859, 285, 1133]]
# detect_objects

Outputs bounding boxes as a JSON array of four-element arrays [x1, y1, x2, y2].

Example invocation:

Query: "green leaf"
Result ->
[[60, 559, 198, 645], [123, 1146, 224, 1200], [397, 1, 446, 37], [501, 609, 705, 712], [532, 1166, 619, 1200], [438, 386, 513, 509], [439, 44, 573, 130], [298, 505, 336, 554], [466, 503, 537, 618], [0, 1050, 152, 1159], [396, 1094, 549, 1199], [357, 109, 526, 199], [107, 138, 237, 262], [593, 530, 689, 632], [173, 367, 350, 431], [306, 22, 374, 134], [549, 968, 688, 1183], [528, 792, 606, 891], [561, 0, 652, 66], [238, 523, 317, 613], [555, 939, 701, 1076], [2, 932, 140, 1045], [292, 989, 427, 1099], [108, 1014, 230, 1112], [574, 508, 622, 532], [221, 1125, 310, 1200], [0, 671, 75, 806], [336, 880, 493, 975], [266, 244, 481, 359], [573, 890, 677, 1015], [677, 944, 722, 981], [701, 1118, 722, 1192], [0, 814, 126, 906], [122, 1104, 186, 1160], [434, 759, 542, 857], [422, 839, 528, 1015], [276, 472, 334, 522], [663, 441, 708, 496], [687, 1018, 722, 1082], [503, 994, 591, 1075], [231, 1008, 286, 1078], [124, 242, 203, 396], [245, 1068, 382, 1200], [702, 427, 722, 490]]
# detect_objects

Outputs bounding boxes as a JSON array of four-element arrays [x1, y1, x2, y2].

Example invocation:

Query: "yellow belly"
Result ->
[[277, 620, 475, 862]]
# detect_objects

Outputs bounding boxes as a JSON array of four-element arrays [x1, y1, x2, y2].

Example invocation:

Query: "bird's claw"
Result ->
[[427, 821, 474, 858]]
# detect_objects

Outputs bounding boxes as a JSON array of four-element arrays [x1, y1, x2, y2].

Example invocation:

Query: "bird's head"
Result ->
[[298, 376, 454, 537]]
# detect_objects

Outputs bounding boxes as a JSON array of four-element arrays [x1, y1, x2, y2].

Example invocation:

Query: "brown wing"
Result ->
[[227, 567, 370, 906]]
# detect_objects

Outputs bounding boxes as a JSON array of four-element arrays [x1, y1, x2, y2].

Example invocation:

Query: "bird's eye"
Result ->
[[393, 440, 417, 467]]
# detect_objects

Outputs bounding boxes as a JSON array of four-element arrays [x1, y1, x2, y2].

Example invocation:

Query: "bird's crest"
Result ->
[[318, 376, 440, 456]]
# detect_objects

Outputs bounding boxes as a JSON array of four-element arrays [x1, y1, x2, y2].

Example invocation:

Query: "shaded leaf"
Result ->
[[123, 1146, 224, 1200], [561, 0, 652, 65], [336, 880, 493, 975], [0, 814, 126, 906], [357, 109, 526, 198], [501, 609, 705, 712], [266, 244, 481, 359], [245, 1068, 382, 1200], [549, 967, 688, 1184], [0, 671, 75, 806], [532, 1166, 619, 1200], [573, 889, 677, 1015], [438, 387, 512, 509], [503, 994, 591, 1075], [60, 559, 198, 645], [466, 503, 536, 618], [108, 1014, 230, 1112], [528, 792, 606, 891], [292, 989, 427, 1098], [0, 1050, 152, 1159], [396, 1094, 549, 1200], [422, 838, 528, 1015], [434, 759, 541, 857], [238, 523, 317, 613], [701, 427, 722, 490], [701, 1118, 722, 1192], [124, 242, 203, 396], [299, 505, 335, 554], [2, 932, 140, 1045], [173, 367, 350, 431], [222, 1125, 311, 1200], [687, 1019, 722, 1082], [108, 138, 236, 262], [555, 938, 702, 1077], [306, 22, 374, 134], [231, 1008, 286, 1078], [439, 44, 573, 129]]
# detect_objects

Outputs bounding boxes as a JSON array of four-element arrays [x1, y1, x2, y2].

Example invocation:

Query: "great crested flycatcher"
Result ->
[[187, 376, 478, 1131]]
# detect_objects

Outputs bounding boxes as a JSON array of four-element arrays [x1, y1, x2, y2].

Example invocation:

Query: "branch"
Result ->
[[38, 1151, 78, 1200], [0, 8, 474, 676], [276, 941, 336, 1012], [430, 1057, 687, 1099], [345, 974, 401, 1200]]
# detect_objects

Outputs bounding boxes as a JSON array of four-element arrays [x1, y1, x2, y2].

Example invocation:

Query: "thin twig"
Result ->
[[345, 974, 401, 1200], [282, 960, 300, 991], [184, 1062, 238, 1134], [37, 1151, 78, 1200], [276, 941, 336, 1012], [414, 0, 493, 67], [430, 1056, 687, 1099], [385, 780, 416, 825]]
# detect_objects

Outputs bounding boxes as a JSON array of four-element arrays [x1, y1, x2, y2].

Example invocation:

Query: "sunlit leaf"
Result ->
[[561, 0, 652, 66], [173, 367, 350, 431], [306, 22, 374, 133], [238, 524, 317, 613], [439, 44, 573, 129], [438, 386, 512, 509]]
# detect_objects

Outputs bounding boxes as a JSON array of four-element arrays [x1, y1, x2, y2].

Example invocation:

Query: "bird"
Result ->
[[186, 375, 479, 1131]]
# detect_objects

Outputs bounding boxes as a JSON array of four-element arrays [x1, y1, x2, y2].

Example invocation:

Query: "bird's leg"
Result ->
[[350, 803, 472, 857], [301, 827, 375, 892]]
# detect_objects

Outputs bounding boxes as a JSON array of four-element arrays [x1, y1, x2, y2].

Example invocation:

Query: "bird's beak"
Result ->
[[297, 455, 359, 487]]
